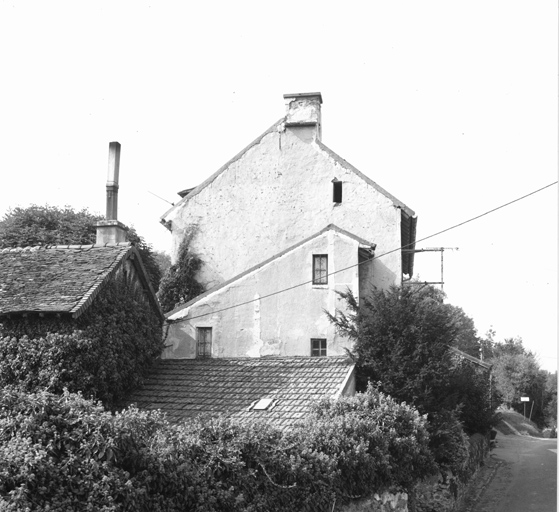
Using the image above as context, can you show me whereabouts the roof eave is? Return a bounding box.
[315,139,416,217]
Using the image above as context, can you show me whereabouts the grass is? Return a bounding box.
[494,407,543,437]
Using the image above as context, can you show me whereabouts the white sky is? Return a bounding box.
[0,1,557,371]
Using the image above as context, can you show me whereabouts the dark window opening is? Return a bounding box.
[313,255,328,285]
[333,180,342,203]
[311,338,327,357]
[197,327,212,358]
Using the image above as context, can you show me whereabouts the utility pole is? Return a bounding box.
[403,247,459,290]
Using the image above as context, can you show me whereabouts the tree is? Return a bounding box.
[479,328,497,361]
[490,338,550,425]
[544,371,557,428]
[153,250,171,276]
[0,204,163,291]
[0,205,100,247]
[330,285,460,414]
[328,284,494,472]
[157,234,204,313]
[447,304,482,358]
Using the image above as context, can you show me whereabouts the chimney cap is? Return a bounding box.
[283,92,322,104]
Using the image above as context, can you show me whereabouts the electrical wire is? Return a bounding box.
[169,181,558,323]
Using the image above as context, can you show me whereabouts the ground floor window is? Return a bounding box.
[311,338,327,357]
[197,327,212,358]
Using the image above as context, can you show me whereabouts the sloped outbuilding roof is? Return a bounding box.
[125,356,355,429]
[0,243,163,320]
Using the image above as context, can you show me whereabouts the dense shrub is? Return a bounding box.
[0,385,434,512]
[0,275,163,407]
[447,360,494,435]
[328,285,495,476]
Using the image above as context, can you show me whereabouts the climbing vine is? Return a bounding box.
[158,227,204,313]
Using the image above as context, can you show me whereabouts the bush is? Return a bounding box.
[0,388,135,511]
[0,385,434,511]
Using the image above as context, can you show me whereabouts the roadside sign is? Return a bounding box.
[521,397,530,402]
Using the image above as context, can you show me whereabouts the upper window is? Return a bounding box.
[313,255,328,285]
[197,327,212,358]
[311,338,327,357]
[332,179,342,203]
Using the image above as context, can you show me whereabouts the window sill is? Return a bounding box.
[312,284,329,289]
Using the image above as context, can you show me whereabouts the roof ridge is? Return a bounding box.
[0,241,132,253]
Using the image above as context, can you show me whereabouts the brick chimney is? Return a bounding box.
[283,92,322,142]
[96,142,129,245]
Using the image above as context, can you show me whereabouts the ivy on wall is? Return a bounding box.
[158,228,204,313]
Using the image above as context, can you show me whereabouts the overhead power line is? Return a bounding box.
[169,181,558,323]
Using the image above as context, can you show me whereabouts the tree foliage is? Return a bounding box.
[0,274,163,407]
[447,304,482,358]
[0,205,100,248]
[0,204,164,291]
[158,232,204,313]
[328,284,494,472]
[489,337,550,426]
[330,286,461,414]
[0,385,434,511]
[544,371,557,428]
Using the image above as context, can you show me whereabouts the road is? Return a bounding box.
[473,433,557,512]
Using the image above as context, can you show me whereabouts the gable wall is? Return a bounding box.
[163,230,361,359]
[167,128,402,291]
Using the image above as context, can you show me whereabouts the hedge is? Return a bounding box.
[0,384,435,511]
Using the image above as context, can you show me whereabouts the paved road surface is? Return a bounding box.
[474,434,557,512]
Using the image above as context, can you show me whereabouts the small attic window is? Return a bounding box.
[252,398,274,410]
[332,179,342,203]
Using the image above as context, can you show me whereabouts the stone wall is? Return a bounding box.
[339,491,408,512]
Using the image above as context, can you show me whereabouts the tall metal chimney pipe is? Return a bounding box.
[106,141,121,220]
[96,141,128,245]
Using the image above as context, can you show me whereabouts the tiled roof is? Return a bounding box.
[0,243,135,318]
[126,356,355,429]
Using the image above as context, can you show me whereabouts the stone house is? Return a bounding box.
[127,93,418,427]
[160,92,417,361]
